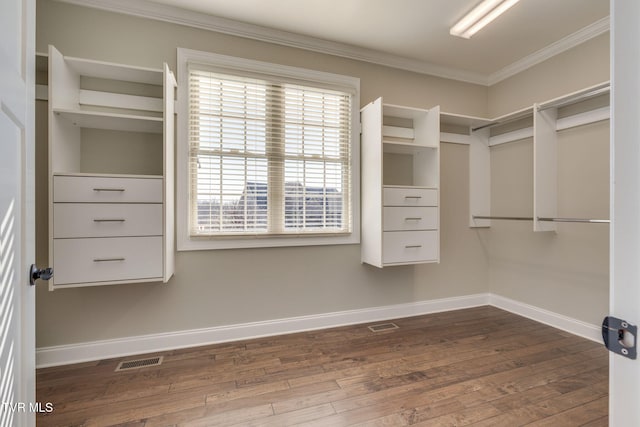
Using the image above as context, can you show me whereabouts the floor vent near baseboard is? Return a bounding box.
[368,322,399,332]
[115,356,163,372]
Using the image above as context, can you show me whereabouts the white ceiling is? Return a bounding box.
[67,0,610,85]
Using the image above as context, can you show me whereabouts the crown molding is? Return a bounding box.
[54,0,608,87]
[55,0,489,85]
[488,17,610,85]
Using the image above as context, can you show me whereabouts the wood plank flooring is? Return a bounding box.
[36,307,608,426]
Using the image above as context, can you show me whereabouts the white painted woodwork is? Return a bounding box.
[383,187,438,206]
[610,2,640,425]
[360,98,383,267]
[0,0,35,423]
[163,63,176,282]
[47,46,175,289]
[361,97,440,267]
[440,132,470,145]
[448,83,609,230]
[383,207,438,231]
[382,230,439,264]
[489,127,534,146]
[54,204,163,238]
[469,128,491,227]
[79,89,164,113]
[382,125,414,139]
[53,237,163,285]
[52,109,163,133]
[53,175,162,203]
[556,106,610,132]
[533,105,558,232]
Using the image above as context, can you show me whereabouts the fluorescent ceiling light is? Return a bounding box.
[450,0,521,39]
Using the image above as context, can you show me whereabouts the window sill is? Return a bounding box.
[177,232,360,251]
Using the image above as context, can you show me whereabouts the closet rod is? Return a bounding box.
[472,216,610,224]
[471,109,532,132]
[538,217,610,224]
[473,215,533,221]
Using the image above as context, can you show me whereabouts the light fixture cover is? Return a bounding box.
[450,0,521,39]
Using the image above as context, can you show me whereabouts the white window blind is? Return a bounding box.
[188,66,353,238]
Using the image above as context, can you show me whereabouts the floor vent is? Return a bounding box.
[115,356,163,372]
[368,322,399,332]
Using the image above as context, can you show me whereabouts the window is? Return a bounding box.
[177,49,360,250]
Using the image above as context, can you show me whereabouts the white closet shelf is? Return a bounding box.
[383,125,415,139]
[65,56,163,85]
[383,140,437,154]
[383,184,437,189]
[440,112,493,129]
[53,108,163,133]
[52,171,163,179]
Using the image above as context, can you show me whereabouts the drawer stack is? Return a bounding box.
[52,175,164,286]
[382,187,439,265]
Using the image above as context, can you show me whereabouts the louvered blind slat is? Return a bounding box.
[188,67,352,237]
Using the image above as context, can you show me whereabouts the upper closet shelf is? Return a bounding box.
[537,81,610,111]
[53,108,163,133]
[64,56,163,85]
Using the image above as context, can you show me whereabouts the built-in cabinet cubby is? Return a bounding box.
[48,45,176,289]
[361,97,440,267]
[440,81,610,232]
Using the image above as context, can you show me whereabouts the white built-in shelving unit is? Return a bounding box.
[47,45,176,289]
[361,97,440,267]
[440,81,610,231]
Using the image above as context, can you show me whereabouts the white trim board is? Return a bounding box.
[36,293,602,368]
[489,294,602,342]
[54,0,609,87]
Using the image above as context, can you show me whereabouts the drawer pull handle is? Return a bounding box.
[405,245,422,249]
[93,257,126,262]
[93,219,126,223]
[404,196,422,199]
[93,188,125,192]
[404,217,422,221]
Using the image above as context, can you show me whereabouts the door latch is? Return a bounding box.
[30,264,53,286]
[602,316,637,359]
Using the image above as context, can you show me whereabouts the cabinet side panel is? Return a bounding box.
[360,99,383,267]
[533,106,558,232]
[163,64,176,281]
[469,128,491,227]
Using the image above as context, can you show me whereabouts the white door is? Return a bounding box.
[0,0,36,425]
[610,1,640,426]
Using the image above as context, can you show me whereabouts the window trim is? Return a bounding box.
[176,48,360,251]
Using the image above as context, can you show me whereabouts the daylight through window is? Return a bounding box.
[188,66,353,237]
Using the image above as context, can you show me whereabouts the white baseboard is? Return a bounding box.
[36,293,602,368]
[36,293,490,368]
[489,294,602,343]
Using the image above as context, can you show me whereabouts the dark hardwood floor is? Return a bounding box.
[36,306,608,426]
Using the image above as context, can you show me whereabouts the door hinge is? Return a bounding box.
[602,316,637,359]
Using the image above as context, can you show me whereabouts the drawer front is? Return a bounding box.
[383,230,438,264]
[54,175,162,203]
[383,187,437,206]
[54,203,162,238]
[383,207,438,231]
[53,236,163,285]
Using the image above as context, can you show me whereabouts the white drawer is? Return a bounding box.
[54,203,162,238]
[383,207,438,231]
[53,236,163,285]
[383,230,438,264]
[54,175,162,203]
[383,187,437,207]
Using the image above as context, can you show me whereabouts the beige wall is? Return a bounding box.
[485,35,610,326]
[35,0,610,349]
[488,33,610,117]
[35,0,489,347]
